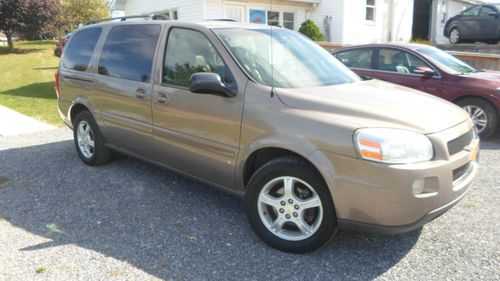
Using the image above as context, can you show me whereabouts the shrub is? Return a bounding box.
[54,36,68,57]
[299,20,324,42]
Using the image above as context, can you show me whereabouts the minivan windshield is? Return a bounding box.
[214,28,360,88]
[417,46,476,75]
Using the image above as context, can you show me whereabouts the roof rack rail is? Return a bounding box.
[205,19,237,22]
[84,14,169,26]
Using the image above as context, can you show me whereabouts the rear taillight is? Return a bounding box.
[54,70,60,98]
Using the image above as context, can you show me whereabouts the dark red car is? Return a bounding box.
[332,44,500,137]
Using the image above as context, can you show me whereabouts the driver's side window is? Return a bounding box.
[377,48,434,76]
[163,28,227,87]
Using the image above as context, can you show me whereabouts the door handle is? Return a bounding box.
[135,88,146,99]
[156,92,169,104]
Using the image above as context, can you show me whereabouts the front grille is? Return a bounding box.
[453,162,471,182]
[447,130,473,156]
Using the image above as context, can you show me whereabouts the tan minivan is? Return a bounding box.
[56,17,480,253]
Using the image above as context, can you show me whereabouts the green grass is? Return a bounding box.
[0,40,61,125]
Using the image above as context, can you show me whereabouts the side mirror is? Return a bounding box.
[488,12,499,18]
[188,73,236,97]
[414,66,435,77]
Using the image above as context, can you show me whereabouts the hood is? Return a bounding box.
[276,79,470,134]
[465,71,500,86]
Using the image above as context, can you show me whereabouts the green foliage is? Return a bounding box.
[0,0,62,49]
[0,40,62,125]
[298,19,325,42]
[60,0,110,31]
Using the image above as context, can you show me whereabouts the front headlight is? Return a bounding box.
[354,128,434,164]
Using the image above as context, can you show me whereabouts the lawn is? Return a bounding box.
[0,40,61,125]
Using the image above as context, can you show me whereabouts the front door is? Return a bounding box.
[479,6,499,40]
[151,27,244,188]
[93,24,161,156]
[460,6,481,39]
[370,48,442,96]
[224,3,247,22]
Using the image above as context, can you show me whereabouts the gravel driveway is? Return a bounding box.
[0,128,499,281]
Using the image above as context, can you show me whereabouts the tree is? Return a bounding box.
[299,19,325,42]
[24,0,63,40]
[0,0,30,50]
[60,0,110,31]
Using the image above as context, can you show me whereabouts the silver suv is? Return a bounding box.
[56,17,479,253]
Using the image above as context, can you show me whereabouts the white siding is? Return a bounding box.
[204,0,309,31]
[123,0,204,20]
[311,0,344,43]
[388,0,413,42]
[340,0,413,44]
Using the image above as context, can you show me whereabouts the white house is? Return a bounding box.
[110,0,483,44]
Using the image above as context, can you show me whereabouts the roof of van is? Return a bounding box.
[81,19,275,30]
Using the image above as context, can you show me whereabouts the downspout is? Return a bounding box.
[388,0,394,42]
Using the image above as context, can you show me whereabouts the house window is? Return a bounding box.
[283,12,294,30]
[366,0,376,22]
[267,11,280,26]
[266,11,295,30]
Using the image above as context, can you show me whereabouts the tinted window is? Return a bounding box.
[98,25,161,82]
[462,6,480,16]
[163,28,227,87]
[63,28,102,71]
[479,6,495,16]
[378,48,433,75]
[335,48,374,69]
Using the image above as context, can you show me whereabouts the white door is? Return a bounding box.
[224,3,247,22]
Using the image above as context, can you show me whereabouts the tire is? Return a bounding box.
[457,98,498,138]
[449,27,461,44]
[73,110,112,165]
[244,156,337,253]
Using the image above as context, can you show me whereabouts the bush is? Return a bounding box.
[299,20,324,42]
[54,36,68,57]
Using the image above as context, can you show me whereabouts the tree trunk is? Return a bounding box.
[6,33,14,51]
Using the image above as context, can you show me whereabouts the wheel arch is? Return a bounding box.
[453,94,500,117]
[242,147,313,188]
[68,97,98,126]
[70,103,91,125]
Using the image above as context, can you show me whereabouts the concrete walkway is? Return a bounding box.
[0,105,55,137]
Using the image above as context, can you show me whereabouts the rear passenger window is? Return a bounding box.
[63,28,102,71]
[163,28,227,87]
[98,25,161,82]
[335,49,373,70]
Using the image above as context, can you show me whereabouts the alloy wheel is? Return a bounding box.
[77,121,95,158]
[257,176,323,241]
[450,29,460,44]
[463,105,488,134]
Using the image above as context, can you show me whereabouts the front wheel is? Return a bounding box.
[449,28,461,44]
[245,156,337,253]
[458,98,498,138]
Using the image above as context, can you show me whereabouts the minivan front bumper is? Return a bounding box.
[311,120,479,234]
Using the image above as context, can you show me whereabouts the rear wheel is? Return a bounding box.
[73,111,111,165]
[449,28,461,44]
[457,98,498,138]
[245,156,337,253]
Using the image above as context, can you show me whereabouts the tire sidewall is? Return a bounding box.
[73,111,103,165]
[458,98,498,138]
[245,158,337,253]
[450,28,460,44]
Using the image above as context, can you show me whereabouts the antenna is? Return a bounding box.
[270,0,275,97]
